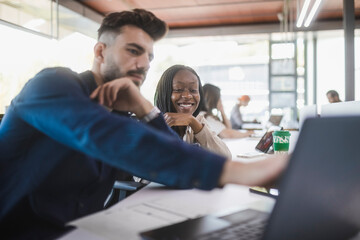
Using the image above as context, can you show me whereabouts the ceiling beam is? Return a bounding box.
[166,19,360,38]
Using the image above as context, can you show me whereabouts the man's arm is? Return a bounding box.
[15,69,225,190]
[219,154,288,187]
[145,114,180,139]
[91,78,179,138]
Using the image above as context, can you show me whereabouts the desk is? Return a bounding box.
[241,123,263,130]
[224,130,299,162]
[61,133,299,240]
[64,184,274,240]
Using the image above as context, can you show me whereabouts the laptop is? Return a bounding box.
[268,114,283,126]
[321,101,360,117]
[140,116,360,240]
[242,115,283,131]
[299,104,318,130]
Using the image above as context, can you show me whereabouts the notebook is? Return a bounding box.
[140,116,360,240]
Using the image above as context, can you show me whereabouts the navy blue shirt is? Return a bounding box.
[0,68,226,236]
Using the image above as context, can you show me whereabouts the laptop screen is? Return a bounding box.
[268,115,283,126]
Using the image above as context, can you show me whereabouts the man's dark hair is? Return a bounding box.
[98,8,168,41]
[326,90,339,98]
[154,65,204,136]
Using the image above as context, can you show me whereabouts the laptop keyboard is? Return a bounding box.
[196,218,267,240]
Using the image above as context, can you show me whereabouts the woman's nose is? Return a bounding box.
[181,89,192,98]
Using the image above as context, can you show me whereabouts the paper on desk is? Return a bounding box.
[69,184,263,240]
[58,228,106,240]
[70,204,187,240]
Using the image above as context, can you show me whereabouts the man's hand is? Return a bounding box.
[90,78,153,118]
[219,154,288,187]
[164,113,203,133]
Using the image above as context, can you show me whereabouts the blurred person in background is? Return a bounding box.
[326,90,342,103]
[230,95,260,129]
[201,84,253,139]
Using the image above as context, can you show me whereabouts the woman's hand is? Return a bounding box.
[217,98,225,113]
[164,112,203,133]
[244,130,254,137]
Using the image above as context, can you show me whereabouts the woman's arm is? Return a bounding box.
[193,116,232,158]
[217,99,232,129]
[218,128,254,139]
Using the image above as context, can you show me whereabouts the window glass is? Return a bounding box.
[271,59,295,75]
[271,42,295,59]
[0,0,53,36]
[145,36,270,122]
[316,30,344,106]
[0,7,97,113]
[297,77,305,109]
[271,93,296,108]
[271,76,295,91]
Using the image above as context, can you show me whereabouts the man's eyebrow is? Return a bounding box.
[127,43,144,51]
[127,43,154,60]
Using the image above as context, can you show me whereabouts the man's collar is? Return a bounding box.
[79,70,98,95]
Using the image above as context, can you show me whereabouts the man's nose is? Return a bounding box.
[136,54,150,71]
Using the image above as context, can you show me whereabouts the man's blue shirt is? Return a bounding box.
[0,68,226,229]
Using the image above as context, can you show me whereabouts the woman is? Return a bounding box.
[154,65,231,158]
[201,83,253,139]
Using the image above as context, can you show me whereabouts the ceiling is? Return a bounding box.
[75,0,360,29]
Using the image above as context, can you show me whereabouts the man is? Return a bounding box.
[0,9,286,238]
[230,95,257,129]
[326,90,342,103]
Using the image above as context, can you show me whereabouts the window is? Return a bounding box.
[0,1,98,113]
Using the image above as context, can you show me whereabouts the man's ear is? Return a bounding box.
[94,42,106,63]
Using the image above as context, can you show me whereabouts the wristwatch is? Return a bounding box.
[141,107,161,123]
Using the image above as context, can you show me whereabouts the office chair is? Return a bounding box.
[104,180,147,208]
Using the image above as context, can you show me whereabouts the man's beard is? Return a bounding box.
[102,61,147,87]
[103,62,124,83]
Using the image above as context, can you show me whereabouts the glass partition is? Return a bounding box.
[0,1,99,114]
[0,0,55,37]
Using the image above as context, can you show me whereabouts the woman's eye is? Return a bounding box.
[190,90,199,93]
[173,89,183,92]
